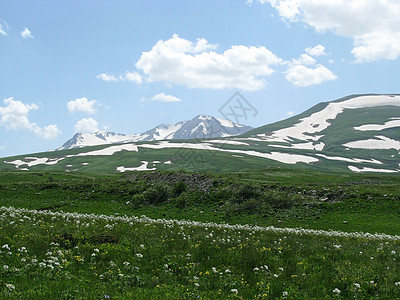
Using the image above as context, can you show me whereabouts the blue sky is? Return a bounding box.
[1,0,400,157]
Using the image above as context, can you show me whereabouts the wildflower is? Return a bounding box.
[3,265,9,270]
[123,261,130,266]
[93,248,99,253]
[354,283,361,289]
[231,289,238,293]
[109,261,116,267]
[395,282,400,286]
[225,269,231,273]
[283,291,288,297]
[136,253,143,258]
[5,283,15,291]
[194,283,200,287]
[140,244,145,249]
[333,288,341,294]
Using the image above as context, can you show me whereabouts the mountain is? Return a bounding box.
[3,94,400,174]
[58,115,253,150]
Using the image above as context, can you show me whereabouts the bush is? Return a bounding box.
[231,184,261,204]
[144,183,170,205]
[172,181,187,197]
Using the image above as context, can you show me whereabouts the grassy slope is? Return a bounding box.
[1,169,400,235]
[1,169,400,298]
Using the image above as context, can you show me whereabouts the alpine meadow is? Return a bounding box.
[2,1,400,299]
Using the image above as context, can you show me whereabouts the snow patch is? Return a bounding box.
[354,120,400,131]
[74,144,138,156]
[117,161,157,172]
[348,166,398,173]
[316,154,383,164]
[343,135,400,150]
[207,140,250,146]
[255,95,400,143]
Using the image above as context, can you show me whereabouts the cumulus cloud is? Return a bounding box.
[135,34,283,91]
[122,71,142,84]
[151,92,181,103]
[256,0,400,62]
[21,27,33,39]
[67,97,97,114]
[74,117,99,133]
[284,45,337,87]
[0,97,61,139]
[306,44,326,57]
[285,64,337,87]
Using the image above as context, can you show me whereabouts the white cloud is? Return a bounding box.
[121,71,142,84]
[96,71,142,84]
[291,53,316,66]
[67,97,97,114]
[305,45,326,57]
[285,64,337,87]
[257,0,400,62]
[135,34,283,91]
[0,97,61,139]
[286,111,294,116]
[21,27,33,39]
[284,46,337,87]
[0,20,9,36]
[96,73,118,82]
[151,92,181,103]
[74,117,99,133]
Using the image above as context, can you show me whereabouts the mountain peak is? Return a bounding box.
[58,115,253,150]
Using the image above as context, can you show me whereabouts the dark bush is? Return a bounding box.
[144,183,170,204]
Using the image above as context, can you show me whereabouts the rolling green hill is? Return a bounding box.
[2,94,400,174]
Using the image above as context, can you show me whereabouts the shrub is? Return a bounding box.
[144,183,171,205]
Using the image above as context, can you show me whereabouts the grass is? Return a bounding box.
[1,169,400,298]
[1,206,400,299]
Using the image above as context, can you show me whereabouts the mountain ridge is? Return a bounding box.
[58,115,253,150]
[3,94,400,174]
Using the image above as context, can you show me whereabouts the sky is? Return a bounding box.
[1,0,400,158]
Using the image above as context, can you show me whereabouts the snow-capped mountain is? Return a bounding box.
[5,94,400,174]
[58,115,253,150]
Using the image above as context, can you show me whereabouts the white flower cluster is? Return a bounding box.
[1,205,400,241]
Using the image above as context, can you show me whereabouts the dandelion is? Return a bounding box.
[333,288,341,294]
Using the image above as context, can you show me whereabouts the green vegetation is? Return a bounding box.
[2,206,400,299]
[1,169,400,298]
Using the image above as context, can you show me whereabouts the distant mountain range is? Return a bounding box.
[58,115,253,150]
[3,94,400,174]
